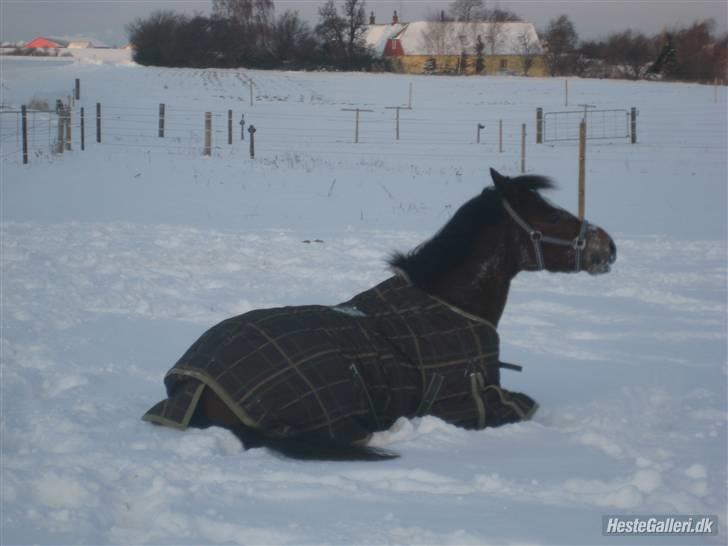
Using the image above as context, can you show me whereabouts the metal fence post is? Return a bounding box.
[248,125,256,158]
[96,102,101,143]
[630,107,637,144]
[158,104,165,138]
[57,108,65,153]
[21,105,28,164]
[80,107,85,151]
[204,112,212,156]
[536,107,543,144]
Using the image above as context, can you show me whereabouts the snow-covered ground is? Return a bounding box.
[1,56,726,545]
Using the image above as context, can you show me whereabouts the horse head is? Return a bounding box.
[490,168,616,275]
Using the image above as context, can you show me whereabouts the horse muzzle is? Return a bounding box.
[584,230,616,275]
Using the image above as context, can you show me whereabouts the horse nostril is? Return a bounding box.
[609,240,617,264]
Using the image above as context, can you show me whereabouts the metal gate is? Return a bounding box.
[543,109,631,142]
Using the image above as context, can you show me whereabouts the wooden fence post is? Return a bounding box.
[240,113,245,141]
[75,78,80,100]
[714,78,718,103]
[249,83,254,107]
[228,109,233,145]
[96,102,101,143]
[204,112,212,156]
[476,123,484,144]
[57,107,65,153]
[520,123,526,173]
[65,104,72,151]
[578,119,586,220]
[564,79,569,107]
[248,125,256,158]
[630,107,637,144]
[158,104,165,138]
[536,107,543,143]
[80,107,85,151]
[499,120,503,153]
[21,105,28,164]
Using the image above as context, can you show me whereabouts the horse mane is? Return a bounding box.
[388,175,554,289]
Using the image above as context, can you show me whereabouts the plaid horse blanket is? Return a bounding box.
[143,275,537,443]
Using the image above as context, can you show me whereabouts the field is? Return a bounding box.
[1,56,726,545]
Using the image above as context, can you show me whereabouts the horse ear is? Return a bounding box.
[489,168,509,194]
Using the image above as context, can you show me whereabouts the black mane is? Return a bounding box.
[389,175,554,289]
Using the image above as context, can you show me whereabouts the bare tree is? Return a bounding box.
[343,0,367,59]
[272,10,313,62]
[543,14,578,76]
[485,8,521,22]
[448,0,484,22]
[212,0,273,26]
[474,33,485,73]
[316,0,368,61]
[316,0,346,58]
[516,29,540,75]
[604,30,655,80]
[422,22,453,57]
[483,21,504,55]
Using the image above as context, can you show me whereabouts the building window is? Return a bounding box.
[500,59,508,70]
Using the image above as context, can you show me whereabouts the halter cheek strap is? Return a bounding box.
[502,199,589,272]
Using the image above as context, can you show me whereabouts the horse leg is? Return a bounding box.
[188,388,268,449]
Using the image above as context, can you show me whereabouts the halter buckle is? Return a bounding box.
[573,237,587,250]
[530,231,543,243]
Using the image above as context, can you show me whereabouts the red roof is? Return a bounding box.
[25,37,67,49]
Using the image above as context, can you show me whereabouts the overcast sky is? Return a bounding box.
[1,0,726,46]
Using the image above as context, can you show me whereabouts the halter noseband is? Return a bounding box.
[502,199,589,272]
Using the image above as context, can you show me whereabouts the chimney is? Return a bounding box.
[369,11,375,25]
[392,10,399,25]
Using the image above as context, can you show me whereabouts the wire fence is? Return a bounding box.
[14,92,715,169]
[0,109,57,161]
[1,100,549,165]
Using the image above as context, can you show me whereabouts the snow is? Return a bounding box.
[1,55,726,545]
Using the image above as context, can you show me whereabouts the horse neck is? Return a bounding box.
[430,226,519,327]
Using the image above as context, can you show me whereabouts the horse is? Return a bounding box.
[143,168,616,461]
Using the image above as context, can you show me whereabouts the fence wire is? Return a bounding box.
[2,99,665,166]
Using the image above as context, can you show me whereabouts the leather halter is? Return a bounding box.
[502,199,589,272]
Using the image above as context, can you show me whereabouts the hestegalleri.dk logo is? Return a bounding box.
[602,515,718,536]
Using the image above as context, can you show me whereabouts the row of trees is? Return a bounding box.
[543,14,726,82]
[127,0,374,70]
[127,0,726,83]
[446,0,726,82]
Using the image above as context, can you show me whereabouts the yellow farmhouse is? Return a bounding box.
[364,18,546,76]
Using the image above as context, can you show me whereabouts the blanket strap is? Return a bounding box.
[499,361,523,372]
[349,364,381,429]
[416,374,444,416]
[469,372,487,429]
